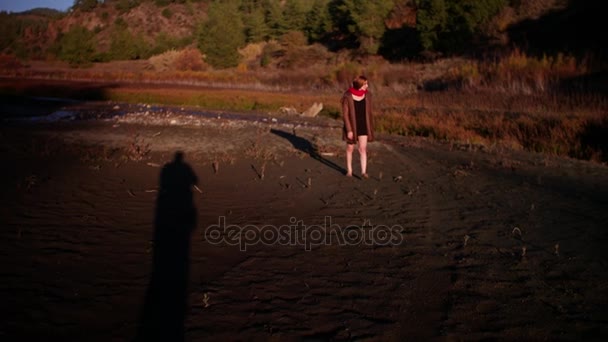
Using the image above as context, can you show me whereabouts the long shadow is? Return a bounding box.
[0,79,120,119]
[578,117,608,163]
[135,151,198,342]
[270,128,346,175]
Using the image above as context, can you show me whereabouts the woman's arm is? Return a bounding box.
[342,95,352,134]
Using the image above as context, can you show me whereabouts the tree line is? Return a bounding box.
[198,0,508,68]
[2,0,528,67]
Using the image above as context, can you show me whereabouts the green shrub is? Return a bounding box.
[114,17,127,28]
[56,26,97,67]
[109,27,149,60]
[151,32,193,55]
[115,0,140,13]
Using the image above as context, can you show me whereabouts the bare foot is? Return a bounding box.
[362,173,369,179]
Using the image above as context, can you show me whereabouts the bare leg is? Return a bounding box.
[346,143,354,176]
[358,135,368,177]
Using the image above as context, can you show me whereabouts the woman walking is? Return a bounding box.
[342,75,374,178]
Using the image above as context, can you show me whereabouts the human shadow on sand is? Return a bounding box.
[135,151,198,342]
[270,128,346,175]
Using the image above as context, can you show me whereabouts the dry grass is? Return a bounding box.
[1,50,606,163]
[0,54,24,69]
[149,48,207,72]
[445,49,587,94]
[369,50,607,163]
[375,99,607,162]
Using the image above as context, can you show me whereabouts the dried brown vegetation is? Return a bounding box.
[1,48,606,164]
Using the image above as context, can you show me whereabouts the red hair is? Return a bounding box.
[352,75,368,90]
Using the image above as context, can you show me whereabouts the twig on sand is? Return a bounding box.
[296,177,308,188]
[146,162,160,168]
[127,189,136,197]
[194,185,203,194]
[512,227,522,239]
[251,164,263,179]
[464,234,470,247]
[203,293,210,308]
[355,187,373,200]
[261,161,267,180]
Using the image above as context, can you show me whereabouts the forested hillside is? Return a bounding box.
[1,0,602,69]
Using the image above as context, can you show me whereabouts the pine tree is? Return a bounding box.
[57,26,97,66]
[198,0,245,69]
[305,0,332,42]
[110,26,149,60]
[283,0,309,32]
[415,0,506,53]
[263,0,286,39]
[415,0,448,51]
[244,8,269,42]
[344,0,395,54]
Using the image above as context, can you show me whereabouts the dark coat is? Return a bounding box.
[341,90,374,144]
